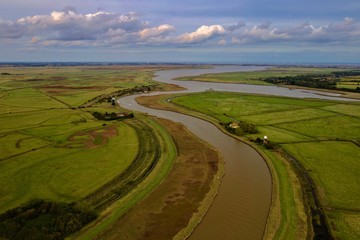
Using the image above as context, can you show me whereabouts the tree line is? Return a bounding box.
[91,111,134,121]
[0,200,97,240]
[263,70,360,92]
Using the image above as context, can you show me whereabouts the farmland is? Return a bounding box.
[141,91,360,239]
[0,65,225,239]
[0,66,175,238]
[0,66,159,212]
[2,64,360,239]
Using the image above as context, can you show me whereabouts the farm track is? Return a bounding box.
[33,87,71,107]
[0,143,54,161]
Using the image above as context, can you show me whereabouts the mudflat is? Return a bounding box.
[95,117,223,240]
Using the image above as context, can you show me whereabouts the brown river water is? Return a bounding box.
[118,66,354,240]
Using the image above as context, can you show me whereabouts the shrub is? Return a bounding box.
[0,200,97,240]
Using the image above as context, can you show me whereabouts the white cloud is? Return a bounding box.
[218,39,227,45]
[176,25,226,44]
[138,24,174,39]
[0,9,359,48]
[1,10,147,43]
[232,36,247,45]
[230,18,360,44]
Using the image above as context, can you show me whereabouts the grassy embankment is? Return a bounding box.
[137,91,360,239]
[0,66,179,238]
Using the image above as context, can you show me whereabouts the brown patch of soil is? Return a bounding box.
[65,125,118,149]
[155,83,186,91]
[95,118,221,240]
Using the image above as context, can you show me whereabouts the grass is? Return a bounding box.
[170,91,360,239]
[261,149,309,240]
[331,211,360,239]
[283,141,360,239]
[0,66,155,107]
[0,65,185,238]
[282,141,360,209]
[0,122,138,213]
[172,92,332,120]
[276,115,360,140]
[337,76,360,90]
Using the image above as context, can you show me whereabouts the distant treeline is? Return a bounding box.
[263,70,360,92]
[92,111,134,121]
[332,70,360,78]
[0,200,96,240]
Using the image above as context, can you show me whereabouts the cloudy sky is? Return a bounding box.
[0,0,359,63]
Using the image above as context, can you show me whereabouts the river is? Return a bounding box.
[118,65,353,240]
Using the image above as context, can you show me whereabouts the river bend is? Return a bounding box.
[118,65,353,240]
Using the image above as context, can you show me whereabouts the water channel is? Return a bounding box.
[118,65,354,240]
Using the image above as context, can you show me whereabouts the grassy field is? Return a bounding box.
[169,91,360,239]
[0,66,158,212]
[337,75,360,90]
[0,65,185,239]
[0,121,138,211]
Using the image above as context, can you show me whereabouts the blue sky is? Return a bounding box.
[0,0,359,63]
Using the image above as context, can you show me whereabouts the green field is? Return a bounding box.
[337,76,360,90]
[0,67,149,212]
[0,66,179,239]
[175,67,349,84]
[171,92,360,239]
